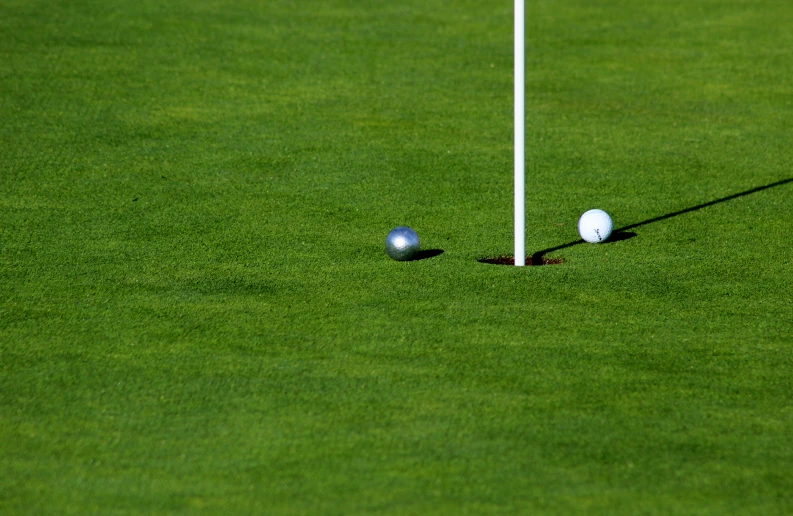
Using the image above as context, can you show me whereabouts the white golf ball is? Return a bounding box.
[578,209,613,243]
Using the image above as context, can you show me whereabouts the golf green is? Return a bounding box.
[1,0,792,513]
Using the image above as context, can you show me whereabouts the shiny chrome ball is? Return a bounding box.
[384,226,420,261]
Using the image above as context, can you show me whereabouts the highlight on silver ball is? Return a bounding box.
[384,226,420,261]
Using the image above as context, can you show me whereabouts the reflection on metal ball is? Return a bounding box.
[384,226,420,261]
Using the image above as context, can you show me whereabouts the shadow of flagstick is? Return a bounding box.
[530,177,793,265]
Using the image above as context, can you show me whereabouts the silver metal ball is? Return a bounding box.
[384,226,420,261]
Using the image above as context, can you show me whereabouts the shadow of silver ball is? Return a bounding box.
[385,226,420,261]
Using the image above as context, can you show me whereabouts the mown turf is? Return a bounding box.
[1,0,792,513]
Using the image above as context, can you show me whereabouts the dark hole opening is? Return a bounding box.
[478,255,564,266]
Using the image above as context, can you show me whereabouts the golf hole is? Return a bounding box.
[478,255,564,266]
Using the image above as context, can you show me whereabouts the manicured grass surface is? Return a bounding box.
[2,0,792,513]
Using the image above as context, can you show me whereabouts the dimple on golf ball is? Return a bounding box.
[578,209,613,243]
[385,226,420,261]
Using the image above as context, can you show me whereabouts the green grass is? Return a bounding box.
[2,0,792,513]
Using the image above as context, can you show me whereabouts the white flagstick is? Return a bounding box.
[514,0,526,266]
